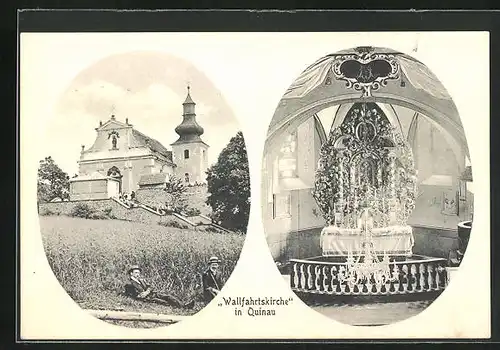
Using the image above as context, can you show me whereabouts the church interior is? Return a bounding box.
[262,46,473,298]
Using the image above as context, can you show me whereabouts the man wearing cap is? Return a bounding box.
[201,256,224,303]
[124,265,195,309]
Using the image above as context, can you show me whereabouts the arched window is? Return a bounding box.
[184,150,190,159]
[107,166,122,178]
[185,173,190,183]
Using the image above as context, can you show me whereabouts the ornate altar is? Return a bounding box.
[313,102,417,259]
[288,103,449,298]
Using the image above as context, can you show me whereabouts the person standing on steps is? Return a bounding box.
[202,256,224,303]
[124,265,195,309]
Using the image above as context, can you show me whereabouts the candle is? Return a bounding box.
[339,161,344,205]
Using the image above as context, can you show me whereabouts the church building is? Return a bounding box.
[69,87,209,201]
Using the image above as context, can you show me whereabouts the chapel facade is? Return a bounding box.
[69,87,209,200]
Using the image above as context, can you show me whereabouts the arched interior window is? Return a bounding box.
[184,150,190,159]
[184,173,190,183]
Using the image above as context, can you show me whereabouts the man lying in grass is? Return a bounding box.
[124,265,195,309]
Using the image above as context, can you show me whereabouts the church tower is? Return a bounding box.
[171,86,209,185]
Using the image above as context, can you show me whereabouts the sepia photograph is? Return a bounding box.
[20,28,489,340]
[262,45,475,326]
[32,46,250,328]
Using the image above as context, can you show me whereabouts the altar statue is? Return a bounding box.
[357,207,374,234]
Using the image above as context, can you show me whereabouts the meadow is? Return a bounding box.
[39,215,245,319]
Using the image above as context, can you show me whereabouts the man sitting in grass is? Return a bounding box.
[202,256,224,303]
[124,265,195,309]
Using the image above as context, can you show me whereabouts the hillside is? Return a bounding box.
[39,215,244,326]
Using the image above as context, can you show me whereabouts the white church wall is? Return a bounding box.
[172,142,208,184]
[107,179,119,198]
[70,179,108,201]
[85,120,133,154]
[79,156,168,195]
[262,116,325,261]
[295,118,325,231]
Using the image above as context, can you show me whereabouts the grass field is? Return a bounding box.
[39,215,245,325]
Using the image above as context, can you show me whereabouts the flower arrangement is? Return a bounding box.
[312,103,418,228]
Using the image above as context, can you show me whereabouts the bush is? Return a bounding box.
[89,212,109,220]
[70,203,111,220]
[70,203,95,219]
[39,207,55,216]
[159,220,189,230]
[203,225,222,233]
[183,207,201,217]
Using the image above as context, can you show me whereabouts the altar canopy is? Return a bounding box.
[265,46,469,161]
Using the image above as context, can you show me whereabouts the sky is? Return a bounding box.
[24,48,240,175]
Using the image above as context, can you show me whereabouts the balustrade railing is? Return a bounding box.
[290,257,448,296]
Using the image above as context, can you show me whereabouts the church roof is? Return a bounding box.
[131,129,174,163]
[70,171,117,182]
[138,172,169,186]
[183,89,195,105]
[173,86,207,145]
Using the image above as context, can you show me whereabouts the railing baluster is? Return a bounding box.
[299,264,306,290]
[435,265,441,290]
[307,265,313,290]
[410,263,417,293]
[330,266,337,294]
[322,266,329,293]
[292,263,298,289]
[314,266,321,292]
[427,264,434,292]
[365,281,372,295]
[419,263,426,292]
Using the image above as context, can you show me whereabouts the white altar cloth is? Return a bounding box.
[320,225,414,256]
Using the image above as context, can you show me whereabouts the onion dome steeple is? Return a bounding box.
[172,85,205,145]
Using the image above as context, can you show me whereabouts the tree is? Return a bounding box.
[37,156,70,203]
[206,131,250,232]
[164,175,188,213]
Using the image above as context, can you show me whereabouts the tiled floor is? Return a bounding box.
[311,300,432,326]
[282,274,434,326]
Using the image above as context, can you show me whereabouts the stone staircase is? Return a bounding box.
[110,197,232,233]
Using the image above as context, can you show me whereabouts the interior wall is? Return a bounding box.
[263,116,325,261]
